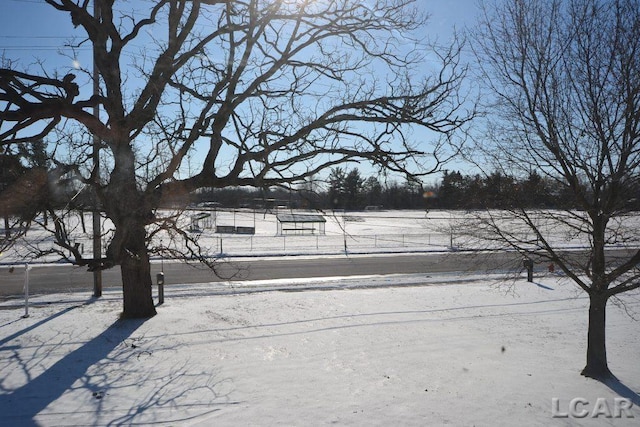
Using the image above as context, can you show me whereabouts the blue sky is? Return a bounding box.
[0,0,482,185]
[0,0,480,69]
[1,0,88,69]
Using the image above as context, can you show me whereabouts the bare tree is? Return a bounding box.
[0,139,64,251]
[471,0,640,380]
[0,150,32,244]
[0,0,472,318]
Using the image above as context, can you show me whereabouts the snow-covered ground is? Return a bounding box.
[0,273,639,426]
[0,209,639,425]
[4,208,631,264]
[1,209,459,264]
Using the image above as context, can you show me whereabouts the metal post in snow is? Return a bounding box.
[523,258,534,282]
[92,0,103,299]
[156,272,165,305]
[450,226,454,249]
[23,263,32,318]
[449,212,454,249]
[343,214,347,254]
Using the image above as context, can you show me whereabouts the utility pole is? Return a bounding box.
[92,0,102,297]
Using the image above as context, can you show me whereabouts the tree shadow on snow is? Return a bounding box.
[0,317,146,426]
[604,376,640,407]
[0,300,93,346]
[532,281,554,290]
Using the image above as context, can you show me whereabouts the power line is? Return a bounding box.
[0,45,86,48]
[0,35,78,39]
[0,47,91,51]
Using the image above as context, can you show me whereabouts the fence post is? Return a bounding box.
[523,258,534,282]
[157,272,165,305]
[23,263,32,318]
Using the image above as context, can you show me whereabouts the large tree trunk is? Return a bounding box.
[104,142,157,318]
[106,178,157,318]
[581,292,612,380]
[118,221,157,318]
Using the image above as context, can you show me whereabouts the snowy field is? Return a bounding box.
[0,273,639,426]
[1,209,458,264]
[4,208,636,264]
[0,209,639,425]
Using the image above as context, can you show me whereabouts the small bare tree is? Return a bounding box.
[0,0,472,318]
[471,0,640,380]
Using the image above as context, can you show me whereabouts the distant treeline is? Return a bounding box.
[194,167,640,211]
[5,152,638,213]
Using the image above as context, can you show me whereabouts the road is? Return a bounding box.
[0,251,527,298]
